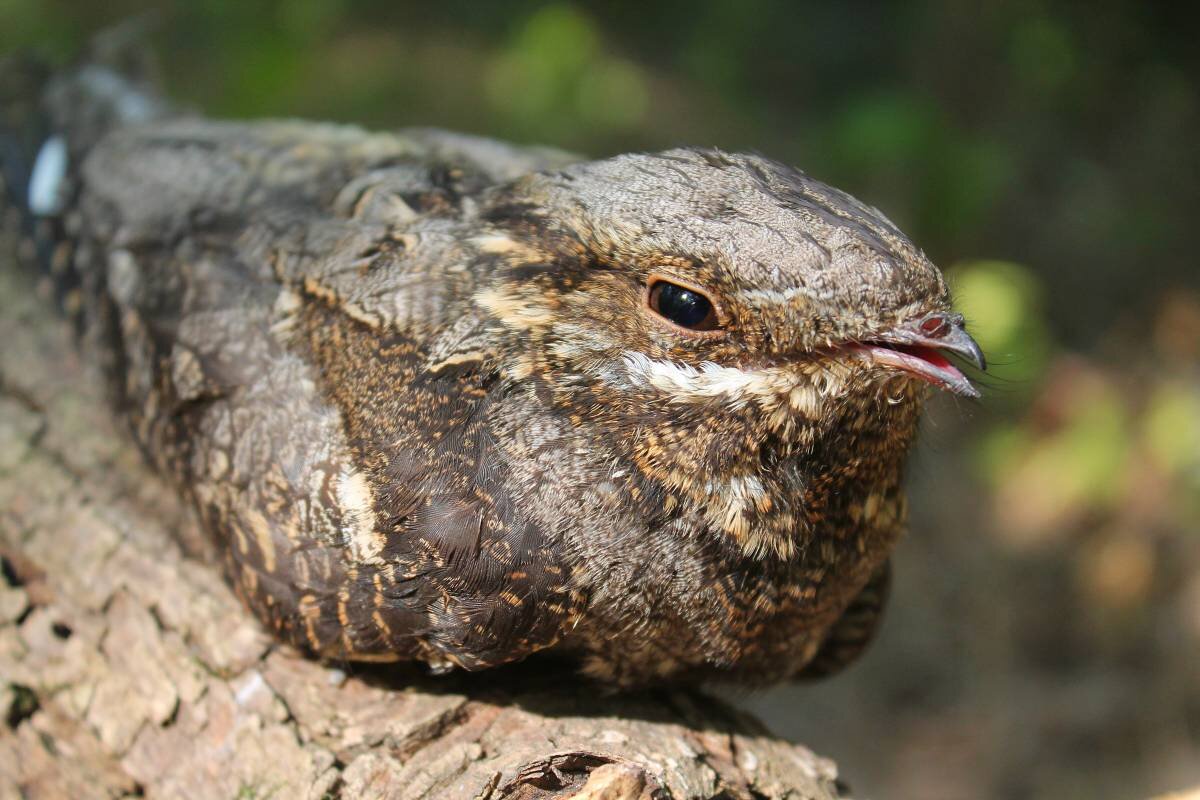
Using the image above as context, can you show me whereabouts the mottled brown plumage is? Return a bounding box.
[2,61,983,687]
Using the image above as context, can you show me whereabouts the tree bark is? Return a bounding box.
[0,260,845,800]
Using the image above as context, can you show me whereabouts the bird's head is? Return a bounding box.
[469,148,984,559]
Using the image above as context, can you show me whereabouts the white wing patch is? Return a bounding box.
[336,468,383,563]
[28,135,68,216]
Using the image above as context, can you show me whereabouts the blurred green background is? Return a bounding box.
[3,2,1197,798]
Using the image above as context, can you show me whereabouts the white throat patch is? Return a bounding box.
[610,351,831,419]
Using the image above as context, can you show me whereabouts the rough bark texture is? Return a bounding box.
[0,259,845,799]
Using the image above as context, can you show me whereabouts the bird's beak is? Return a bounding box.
[851,312,986,398]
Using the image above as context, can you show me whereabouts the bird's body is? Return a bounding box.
[1,62,982,687]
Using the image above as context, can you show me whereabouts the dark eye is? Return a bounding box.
[647,280,721,332]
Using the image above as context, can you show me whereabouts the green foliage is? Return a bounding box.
[1144,382,1200,475]
[949,259,1050,395]
[485,5,648,138]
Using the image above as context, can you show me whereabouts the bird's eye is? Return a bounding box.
[646,279,721,333]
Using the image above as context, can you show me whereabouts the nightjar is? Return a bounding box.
[1,58,984,687]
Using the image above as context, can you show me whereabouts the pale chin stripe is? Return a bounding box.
[616,351,803,406]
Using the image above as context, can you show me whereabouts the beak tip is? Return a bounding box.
[940,316,986,372]
[969,342,987,372]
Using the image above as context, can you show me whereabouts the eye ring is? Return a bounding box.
[643,274,725,337]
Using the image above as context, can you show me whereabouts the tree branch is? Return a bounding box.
[0,260,844,800]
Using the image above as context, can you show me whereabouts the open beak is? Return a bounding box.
[851,312,986,398]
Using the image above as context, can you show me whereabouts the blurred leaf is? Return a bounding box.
[975,424,1029,481]
[830,91,935,169]
[221,36,306,117]
[485,4,648,140]
[1008,16,1077,95]
[948,260,1052,398]
[485,4,601,137]
[824,92,1012,240]
[1153,291,1200,362]
[276,0,346,44]
[1143,381,1200,475]
[511,3,599,76]
[1076,531,1156,611]
[576,57,648,130]
[988,366,1130,546]
[926,137,1015,240]
[0,0,81,55]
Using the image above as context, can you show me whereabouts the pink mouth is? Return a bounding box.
[850,342,979,398]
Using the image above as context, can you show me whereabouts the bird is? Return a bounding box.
[1,55,984,688]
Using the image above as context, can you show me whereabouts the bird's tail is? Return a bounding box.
[1,21,169,307]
